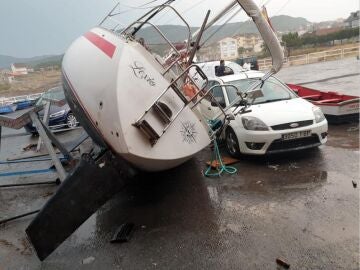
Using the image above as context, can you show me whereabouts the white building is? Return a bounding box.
[197,43,221,62]
[235,34,264,54]
[219,37,238,60]
[344,11,360,28]
[236,34,261,48]
[11,63,28,75]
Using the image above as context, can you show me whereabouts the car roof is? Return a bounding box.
[196,60,241,68]
[210,70,265,82]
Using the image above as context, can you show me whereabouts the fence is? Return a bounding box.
[258,46,360,70]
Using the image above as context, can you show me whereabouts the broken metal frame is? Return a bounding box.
[0,210,41,226]
[0,105,91,226]
[0,104,71,182]
[29,111,68,180]
[36,101,51,152]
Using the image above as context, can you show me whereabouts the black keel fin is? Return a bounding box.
[26,151,134,261]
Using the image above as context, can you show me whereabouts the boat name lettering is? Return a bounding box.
[130,61,156,87]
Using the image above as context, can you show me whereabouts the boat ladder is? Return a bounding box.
[133,65,208,145]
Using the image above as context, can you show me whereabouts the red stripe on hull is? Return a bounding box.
[84,31,116,58]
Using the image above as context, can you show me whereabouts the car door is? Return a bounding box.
[199,80,226,120]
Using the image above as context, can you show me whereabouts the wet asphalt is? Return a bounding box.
[0,58,359,270]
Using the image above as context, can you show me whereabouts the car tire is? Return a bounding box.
[66,113,77,128]
[225,128,241,158]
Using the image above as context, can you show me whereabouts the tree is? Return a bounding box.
[260,43,270,58]
[237,46,246,56]
[282,32,302,56]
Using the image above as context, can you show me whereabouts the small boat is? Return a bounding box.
[0,102,17,114]
[13,99,33,110]
[287,83,360,123]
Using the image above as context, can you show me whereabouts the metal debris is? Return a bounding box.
[110,223,135,243]
[22,143,37,152]
[289,163,299,169]
[82,256,95,264]
[352,180,357,188]
[347,126,359,132]
[276,257,290,269]
[268,165,280,171]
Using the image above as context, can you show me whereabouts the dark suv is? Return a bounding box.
[24,86,78,134]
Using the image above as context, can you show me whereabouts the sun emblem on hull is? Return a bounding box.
[180,121,197,144]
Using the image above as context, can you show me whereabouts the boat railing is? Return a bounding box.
[133,63,231,145]
[123,21,187,76]
[100,4,193,77]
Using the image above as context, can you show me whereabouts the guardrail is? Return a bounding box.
[258,46,360,70]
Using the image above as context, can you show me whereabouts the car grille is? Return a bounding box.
[267,135,320,153]
[271,120,313,131]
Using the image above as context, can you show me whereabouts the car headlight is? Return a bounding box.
[241,116,269,131]
[49,110,66,118]
[312,107,325,123]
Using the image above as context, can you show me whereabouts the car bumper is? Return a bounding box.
[233,120,328,155]
[48,114,68,126]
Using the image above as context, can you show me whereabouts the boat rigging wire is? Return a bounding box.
[273,0,292,16]
[200,5,242,47]
[152,0,210,25]
[109,0,170,17]
[119,0,165,9]
[221,0,274,44]
[131,0,176,36]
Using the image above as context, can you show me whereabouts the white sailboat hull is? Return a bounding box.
[62,27,210,171]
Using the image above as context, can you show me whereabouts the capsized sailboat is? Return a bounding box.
[26,0,284,261]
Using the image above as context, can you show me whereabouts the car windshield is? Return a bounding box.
[36,87,65,106]
[225,76,297,105]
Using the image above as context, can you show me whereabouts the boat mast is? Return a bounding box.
[192,0,283,74]
[191,0,238,39]
[209,0,285,119]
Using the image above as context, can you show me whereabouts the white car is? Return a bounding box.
[196,60,245,78]
[198,71,328,156]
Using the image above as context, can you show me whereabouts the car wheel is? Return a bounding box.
[225,128,241,158]
[66,113,77,128]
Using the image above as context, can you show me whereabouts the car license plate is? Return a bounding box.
[282,130,311,141]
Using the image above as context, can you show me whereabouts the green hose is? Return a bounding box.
[204,139,237,177]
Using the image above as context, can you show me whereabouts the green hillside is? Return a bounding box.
[0,54,63,69]
[137,15,310,45]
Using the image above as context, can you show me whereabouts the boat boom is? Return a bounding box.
[193,0,283,74]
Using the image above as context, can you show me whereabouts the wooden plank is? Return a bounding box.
[206,156,239,168]
[0,107,40,129]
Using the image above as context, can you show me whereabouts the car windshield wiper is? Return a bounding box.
[255,97,291,104]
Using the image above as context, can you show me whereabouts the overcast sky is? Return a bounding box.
[0,0,358,57]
